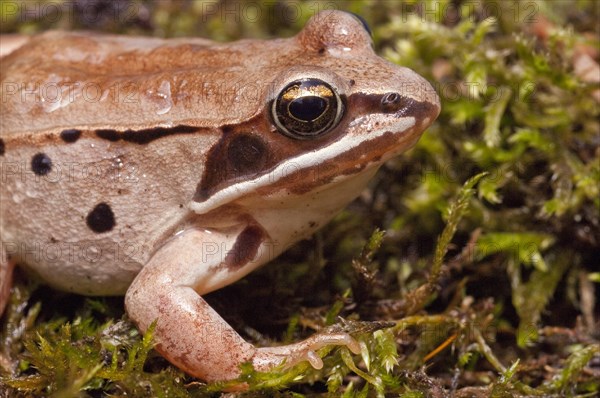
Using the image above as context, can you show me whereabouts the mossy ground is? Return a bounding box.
[1,1,598,397]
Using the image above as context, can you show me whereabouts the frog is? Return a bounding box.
[0,10,440,383]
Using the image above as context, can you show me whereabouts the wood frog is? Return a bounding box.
[0,10,440,383]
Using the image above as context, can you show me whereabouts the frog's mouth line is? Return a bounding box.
[188,116,417,215]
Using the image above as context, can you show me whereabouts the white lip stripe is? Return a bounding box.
[189,116,416,214]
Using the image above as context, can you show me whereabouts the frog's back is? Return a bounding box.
[0,30,288,135]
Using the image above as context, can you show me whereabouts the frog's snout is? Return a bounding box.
[383,66,441,126]
[377,89,440,132]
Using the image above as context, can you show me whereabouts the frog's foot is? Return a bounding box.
[0,243,14,317]
[252,332,361,372]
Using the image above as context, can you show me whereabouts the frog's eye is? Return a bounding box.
[272,78,344,139]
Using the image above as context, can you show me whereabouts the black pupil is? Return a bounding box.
[289,95,327,122]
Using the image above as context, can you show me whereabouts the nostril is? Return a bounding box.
[381,92,403,112]
[383,93,400,103]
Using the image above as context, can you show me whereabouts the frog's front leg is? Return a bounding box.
[125,224,359,382]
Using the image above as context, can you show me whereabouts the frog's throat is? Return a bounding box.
[188,116,416,215]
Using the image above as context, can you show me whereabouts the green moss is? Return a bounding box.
[1,301,193,397]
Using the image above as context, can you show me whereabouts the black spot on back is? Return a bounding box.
[86,202,116,233]
[0,138,5,156]
[96,129,120,141]
[31,153,52,175]
[60,129,82,143]
[95,125,199,144]
[123,125,198,144]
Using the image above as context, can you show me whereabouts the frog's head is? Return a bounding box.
[189,10,440,215]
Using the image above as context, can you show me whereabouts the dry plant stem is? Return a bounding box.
[473,327,506,373]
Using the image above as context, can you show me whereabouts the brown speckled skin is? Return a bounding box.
[0,10,440,384]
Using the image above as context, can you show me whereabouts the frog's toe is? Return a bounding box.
[253,331,360,373]
[303,331,361,356]
[305,349,323,369]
